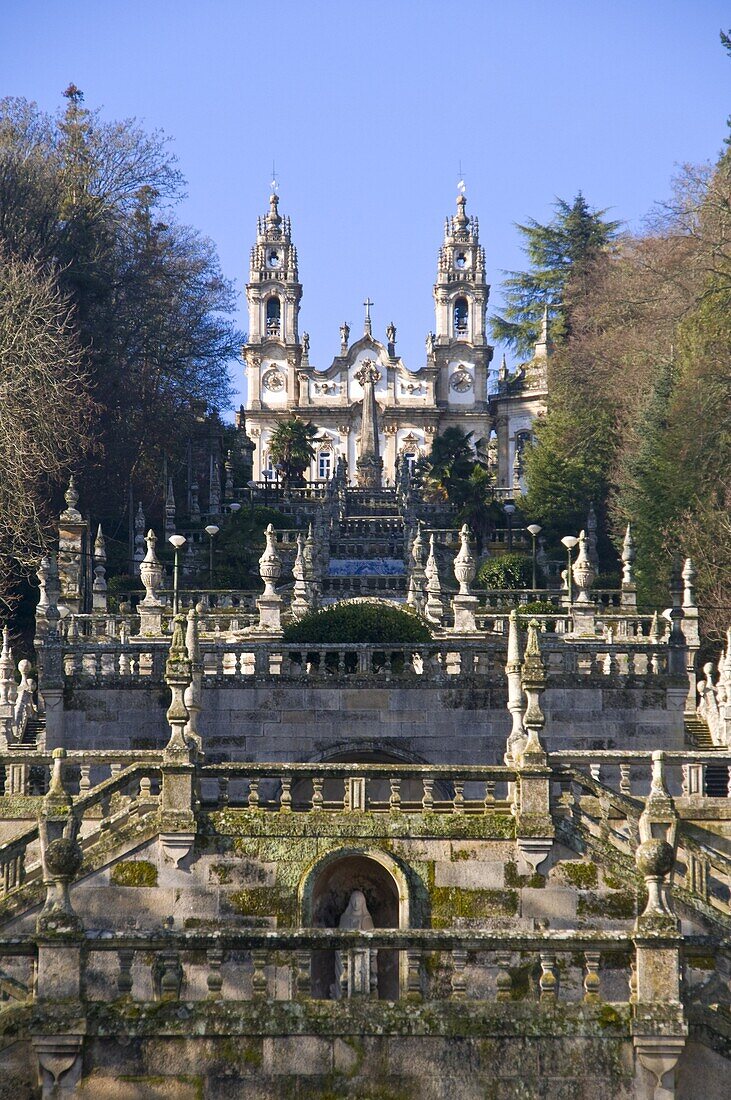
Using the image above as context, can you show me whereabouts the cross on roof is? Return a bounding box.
[363,297,373,336]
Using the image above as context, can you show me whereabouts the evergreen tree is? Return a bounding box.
[490,193,620,357]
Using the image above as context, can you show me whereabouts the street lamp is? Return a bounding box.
[527,524,542,590]
[204,524,219,586]
[503,501,516,552]
[168,534,186,614]
[229,502,242,514]
[560,535,579,605]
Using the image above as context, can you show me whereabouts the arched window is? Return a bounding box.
[318,451,332,480]
[266,296,281,336]
[453,297,468,336]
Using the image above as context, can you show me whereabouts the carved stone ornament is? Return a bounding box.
[262,368,285,392]
[449,368,473,393]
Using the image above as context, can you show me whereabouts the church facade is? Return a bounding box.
[241,192,548,489]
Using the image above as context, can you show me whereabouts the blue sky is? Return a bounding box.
[2,1,729,409]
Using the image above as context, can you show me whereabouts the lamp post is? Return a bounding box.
[168,534,187,614]
[560,535,579,605]
[527,524,542,590]
[204,524,219,586]
[503,501,516,552]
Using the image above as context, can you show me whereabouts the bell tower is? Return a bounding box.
[244,192,302,412]
[431,193,493,408]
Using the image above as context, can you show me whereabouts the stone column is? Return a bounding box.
[354,360,383,488]
[632,752,687,1099]
[515,621,554,872]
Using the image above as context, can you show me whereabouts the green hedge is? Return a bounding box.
[477,553,533,590]
[283,601,432,643]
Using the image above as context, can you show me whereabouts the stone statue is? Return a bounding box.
[340,321,350,350]
[302,331,310,358]
[426,331,435,357]
[333,889,375,999]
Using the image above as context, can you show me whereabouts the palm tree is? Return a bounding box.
[267,416,317,488]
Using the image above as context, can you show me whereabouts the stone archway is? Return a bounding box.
[299,847,409,1000]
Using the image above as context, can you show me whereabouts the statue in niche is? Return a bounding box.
[332,889,375,999]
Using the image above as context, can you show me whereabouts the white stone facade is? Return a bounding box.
[242,193,548,488]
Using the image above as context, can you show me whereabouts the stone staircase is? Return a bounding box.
[685,714,728,797]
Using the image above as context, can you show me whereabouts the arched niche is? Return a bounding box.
[299,847,410,1000]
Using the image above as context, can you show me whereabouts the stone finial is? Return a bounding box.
[291,532,310,618]
[190,479,200,520]
[584,503,598,566]
[259,524,282,598]
[184,606,203,747]
[0,627,14,707]
[649,610,661,643]
[424,534,444,624]
[60,475,82,522]
[140,530,163,605]
[164,615,192,755]
[498,353,508,383]
[407,524,427,612]
[453,524,476,596]
[133,501,146,573]
[682,557,696,609]
[571,530,595,605]
[224,451,234,500]
[621,524,635,586]
[635,751,679,930]
[209,456,222,515]
[520,620,547,760]
[38,748,83,936]
[92,524,107,611]
[164,478,176,538]
[505,610,526,762]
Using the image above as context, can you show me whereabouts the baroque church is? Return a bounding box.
[240,190,548,489]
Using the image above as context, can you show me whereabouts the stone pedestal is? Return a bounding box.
[138,600,164,636]
[256,594,283,634]
[452,594,478,634]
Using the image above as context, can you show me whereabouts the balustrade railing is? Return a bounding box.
[0,755,161,898]
[198,761,515,813]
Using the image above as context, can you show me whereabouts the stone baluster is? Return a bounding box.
[295,950,312,997]
[251,949,268,1000]
[207,948,224,999]
[405,948,422,1002]
[421,777,434,812]
[311,776,324,810]
[218,776,229,807]
[248,778,260,809]
[452,781,465,814]
[451,949,468,999]
[389,777,402,811]
[539,953,558,1002]
[117,948,135,998]
[451,525,478,633]
[619,763,632,795]
[583,952,601,1003]
[495,952,513,1001]
[424,535,444,624]
[280,775,292,812]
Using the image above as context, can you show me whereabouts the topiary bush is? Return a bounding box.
[283,601,432,643]
[477,553,533,590]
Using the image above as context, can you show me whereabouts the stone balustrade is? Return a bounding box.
[198,761,515,813]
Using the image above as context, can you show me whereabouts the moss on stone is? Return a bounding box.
[559,861,598,890]
[504,861,545,889]
[110,859,158,887]
[210,864,233,884]
[225,886,297,924]
[431,887,518,926]
[577,889,636,920]
[602,872,625,891]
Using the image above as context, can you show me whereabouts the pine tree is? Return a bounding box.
[490,193,620,357]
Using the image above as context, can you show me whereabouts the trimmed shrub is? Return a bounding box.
[477,553,533,590]
[283,601,432,643]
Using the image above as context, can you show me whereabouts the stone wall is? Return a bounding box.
[55,681,686,762]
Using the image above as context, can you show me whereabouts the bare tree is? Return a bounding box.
[0,246,92,610]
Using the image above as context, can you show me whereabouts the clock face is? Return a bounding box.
[267,249,281,268]
[449,367,473,393]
